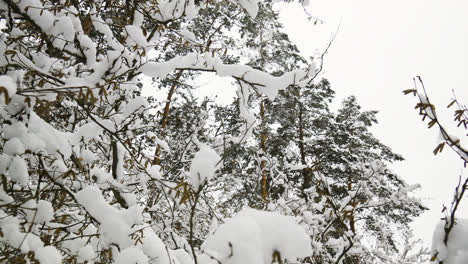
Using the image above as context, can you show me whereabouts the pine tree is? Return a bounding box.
[206,76,427,263]
[265,91,427,263]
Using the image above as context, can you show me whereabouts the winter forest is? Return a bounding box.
[0,0,467,263]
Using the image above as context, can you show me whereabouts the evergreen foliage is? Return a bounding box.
[0,0,426,263]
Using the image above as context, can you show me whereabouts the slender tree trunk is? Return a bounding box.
[152,71,183,165]
[298,105,311,194]
[348,174,356,233]
[260,98,268,201]
[258,31,268,201]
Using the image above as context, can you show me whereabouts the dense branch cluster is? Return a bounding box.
[0,1,426,263]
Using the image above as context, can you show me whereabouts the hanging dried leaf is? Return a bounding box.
[82,14,93,35]
[0,86,10,104]
[403,89,416,96]
[447,100,457,108]
[433,142,445,155]
[428,119,437,128]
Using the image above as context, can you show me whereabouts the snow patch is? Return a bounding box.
[202,208,312,264]
[8,156,29,186]
[432,219,468,263]
[188,144,220,189]
[35,246,63,264]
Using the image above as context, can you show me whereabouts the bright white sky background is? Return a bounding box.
[278,0,468,246]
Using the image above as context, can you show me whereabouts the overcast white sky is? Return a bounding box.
[279,0,468,245]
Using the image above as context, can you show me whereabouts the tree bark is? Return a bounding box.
[260,99,268,201]
[298,105,311,194]
[152,71,183,165]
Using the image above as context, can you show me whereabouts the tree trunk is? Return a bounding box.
[260,98,268,201]
[298,105,311,194]
[152,71,183,165]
